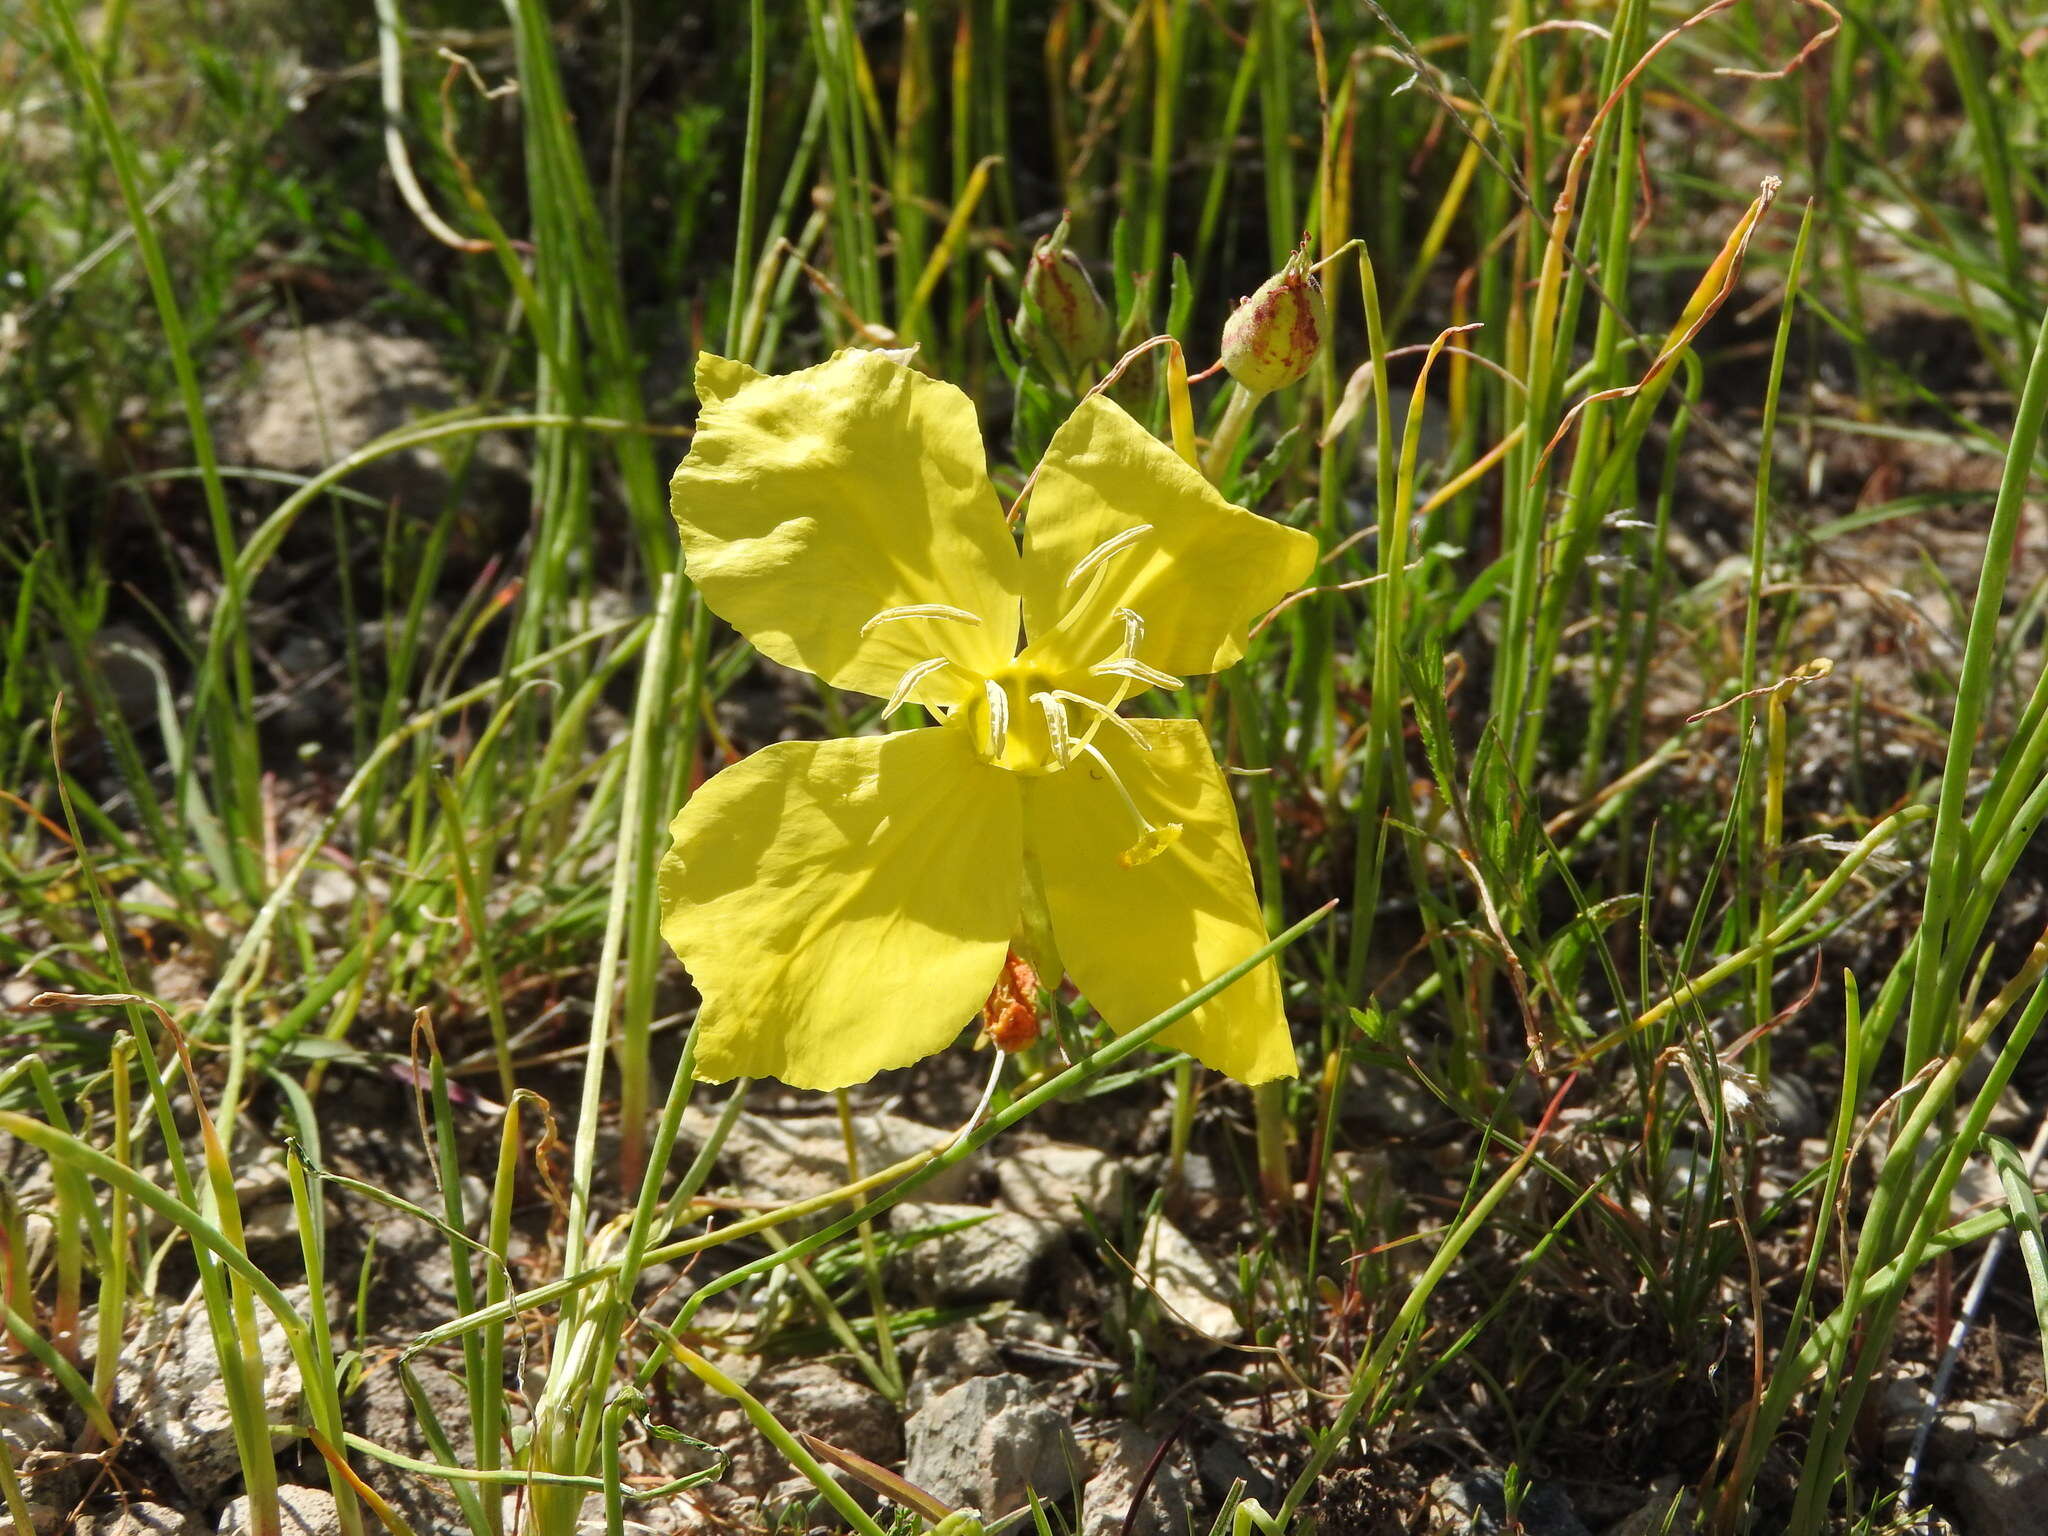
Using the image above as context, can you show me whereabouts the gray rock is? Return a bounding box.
[691,1360,897,1503]
[892,1202,1065,1302]
[1138,1213,1242,1347]
[64,627,167,730]
[348,1360,471,1533]
[1325,1149,1393,1214]
[903,1374,1079,1516]
[80,1502,201,1536]
[1659,1148,1720,1208]
[1954,1434,2048,1536]
[908,1321,1002,1412]
[983,1309,1092,1362]
[1423,1470,1590,1536]
[1881,1374,1936,1449]
[1959,1052,2033,1139]
[119,1286,308,1500]
[1951,1156,2005,1220]
[1957,1399,2030,1443]
[1927,1411,1980,1462]
[996,1143,1128,1223]
[118,877,181,926]
[135,1143,294,1249]
[0,1366,66,1528]
[685,1110,977,1210]
[215,1486,339,1536]
[5,1498,61,1535]
[754,1362,901,1472]
[1349,1068,1444,1138]
[1880,1372,1998,1462]
[1762,1072,1821,1140]
[1604,1475,1699,1536]
[1196,1430,1274,1505]
[1167,1152,1229,1226]
[304,866,361,916]
[1987,1085,2032,1139]
[222,322,522,514]
[0,1366,63,1463]
[1081,1425,1193,1536]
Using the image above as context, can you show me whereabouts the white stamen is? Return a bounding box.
[859,603,984,636]
[1076,741,1182,868]
[1050,689,1151,751]
[1032,692,1073,767]
[1090,657,1184,691]
[884,656,954,715]
[983,677,1010,759]
[1064,524,1154,587]
[1112,607,1146,658]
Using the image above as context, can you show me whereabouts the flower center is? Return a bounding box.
[858,595,1186,865]
[959,661,1063,774]
[949,663,1182,867]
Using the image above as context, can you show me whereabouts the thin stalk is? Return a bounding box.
[1904,302,2048,1079]
[1342,243,1398,999]
[1741,201,1816,1079]
[835,1088,903,1398]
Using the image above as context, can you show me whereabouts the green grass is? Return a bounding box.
[5,1,2048,1532]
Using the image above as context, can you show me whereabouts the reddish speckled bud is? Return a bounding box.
[1220,245,1327,393]
[980,948,1042,1053]
[1014,214,1114,374]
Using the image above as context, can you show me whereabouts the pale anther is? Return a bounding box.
[859,603,984,636]
[1032,692,1073,767]
[1091,657,1184,692]
[1112,607,1146,658]
[1077,741,1182,867]
[884,656,954,715]
[1118,824,1183,869]
[1065,524,1153,588]
[983,677,1010,759]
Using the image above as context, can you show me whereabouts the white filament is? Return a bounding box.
[1076,740,1182,866]
[1032,692,1073,767]
[1064,524,1153,587]
[859,603,984,636]
[1090,657,1184,692]
[883,656,954,715]
[1050,689,1151,751]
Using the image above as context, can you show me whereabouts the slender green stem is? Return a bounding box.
[1905,301,2048,1078]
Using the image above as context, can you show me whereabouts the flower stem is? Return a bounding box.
[1202,380,1265,483]
[835,1087,904,1399]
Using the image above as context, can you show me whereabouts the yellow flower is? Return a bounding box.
[659,349,1317,1090]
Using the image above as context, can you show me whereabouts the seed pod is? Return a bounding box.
[1014,214,1114,374]
[1220,245,1328,394]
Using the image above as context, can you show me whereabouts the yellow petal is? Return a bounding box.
[1023,717,1295,1083]
[1015,395,1317,682]
[661,727,1025,1089]
[695,353,765,406]
[673,350,1022,705]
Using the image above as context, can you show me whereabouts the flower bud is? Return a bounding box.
[1220,245,1327,393]
[1014,214,1114,373]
